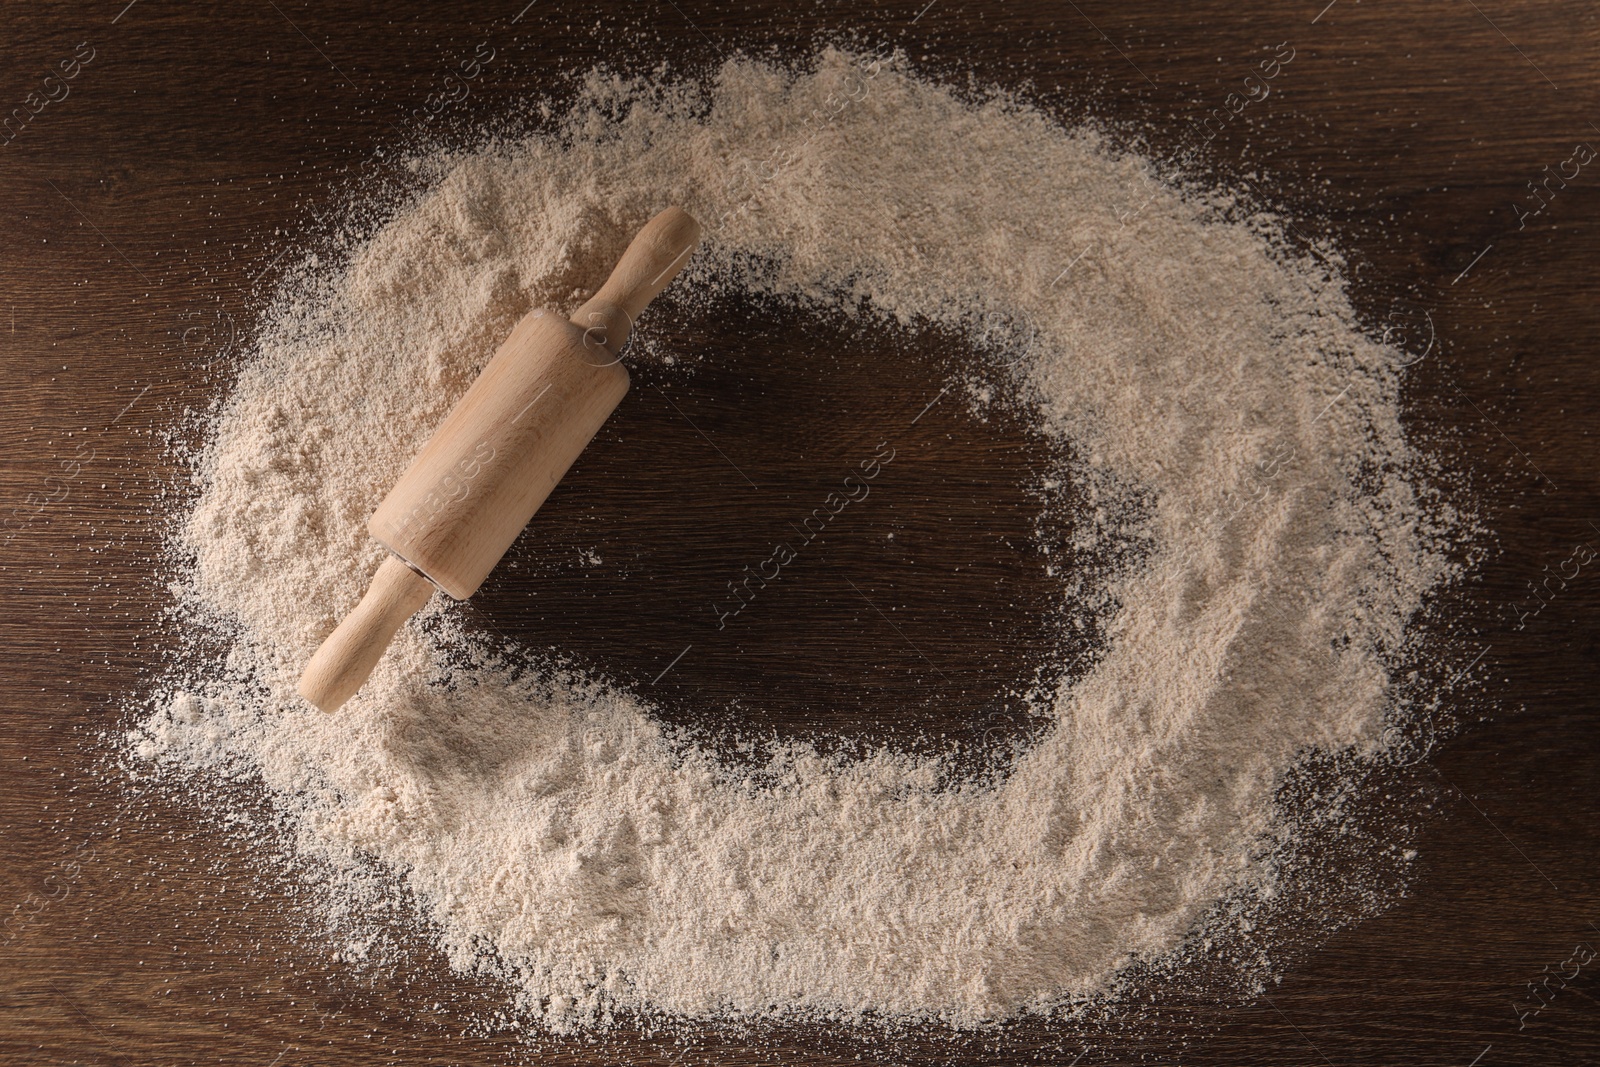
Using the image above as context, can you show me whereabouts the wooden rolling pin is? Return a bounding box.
[298,207,702,712]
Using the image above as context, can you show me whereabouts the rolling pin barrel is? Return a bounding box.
[298,206,702,712]
[369,309,631,599]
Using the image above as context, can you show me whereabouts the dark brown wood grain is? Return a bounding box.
[2,1,1597,1064]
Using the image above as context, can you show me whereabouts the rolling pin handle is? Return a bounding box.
[571,206,702,358]
[298,554,436,713]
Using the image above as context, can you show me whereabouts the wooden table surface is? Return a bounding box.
[2,1,1597,1064]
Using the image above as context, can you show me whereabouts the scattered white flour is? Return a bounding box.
[128,48,1459,1033]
